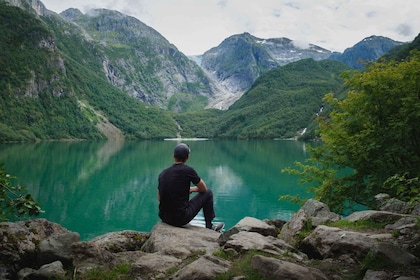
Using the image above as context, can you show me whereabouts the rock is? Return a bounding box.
[370,242,419,266]
[71,240,116,274]
[279,200,340,247]
[90,230,149,253]
[380,198,411,214]
[0,219,75,277]
[251,255,328,280]
[141,222,221,258]
[344,210,410,223]
[38,232,80,266]
[129,252,181,276]
[279,208,309,246]
[173,255,231,280]
[219,216,278,245]
[362,270,390,280]
[17,261,66,280]
[223,231,304,260]
[301,199,341,226]
[300,225,378,260]
[2,200,419,280]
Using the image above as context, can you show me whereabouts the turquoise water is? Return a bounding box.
[0,140,311,240]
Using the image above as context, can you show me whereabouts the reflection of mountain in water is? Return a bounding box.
[78,139,124,181]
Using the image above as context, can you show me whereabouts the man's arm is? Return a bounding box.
[190,179,207,193]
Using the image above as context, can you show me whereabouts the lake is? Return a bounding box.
[0,139,312,240]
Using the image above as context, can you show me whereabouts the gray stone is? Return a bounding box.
[223,231,305,260]
[90,230,149,253]
[39,231,80,266]
[370,242,419,266]
[17,261,66,280]
[251,255,328,280]
[130,252,181,275]
[385,217,418,230]
[362,270,390,280]
[379,198,411,214]
[300,225,375,259]
[279,208,308,246]
[173,255,231,280]
[219,216,277,245]
[301,199,341,226]
[0,219,70,265]
[141,222,220,258]
[344,210,410,223]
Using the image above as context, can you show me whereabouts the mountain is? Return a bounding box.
[1,0,415,142]
[175,59,350,140]
[382,33,420,61]
[0,0,179,141]
[200,33,331,109]
[59,8,218,112]
[328,35,404,69]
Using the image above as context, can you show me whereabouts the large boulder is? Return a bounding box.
[251,255,328,280]
[300,225,392,260]
[344,210,411,223]
[17,260,66,280]
[38,232,80,266]
[173,255,231,280]
[301,199,340,226]
[279,199,340,247]
[223,231,304,260]
[141,222,221,258]
[0,219,78,278]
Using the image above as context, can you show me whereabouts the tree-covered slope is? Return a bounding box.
[0,1,178,141]
[60,8,216,112]
[176,59,350,139]
[382,33,420,61]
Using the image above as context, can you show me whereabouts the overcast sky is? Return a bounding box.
[41,0,420,55]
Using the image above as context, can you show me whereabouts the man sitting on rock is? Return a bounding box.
[158,143,224,232]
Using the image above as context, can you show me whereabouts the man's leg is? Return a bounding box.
[185,189,215,228]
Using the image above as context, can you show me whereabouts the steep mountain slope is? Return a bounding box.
[328,35,404,69]
[0,0,179,141]
[199,33,331,109]
[176,59,350,139]
[61,8,218,112]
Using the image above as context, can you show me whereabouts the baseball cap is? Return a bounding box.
[173,143,190,157]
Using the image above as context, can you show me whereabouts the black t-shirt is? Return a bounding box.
[158,163,201,224]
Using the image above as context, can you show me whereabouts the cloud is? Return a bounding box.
[41,0,420,55]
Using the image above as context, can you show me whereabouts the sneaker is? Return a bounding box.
[211,222,225,232]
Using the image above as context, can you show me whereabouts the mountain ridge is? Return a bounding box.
[0,0,417,142]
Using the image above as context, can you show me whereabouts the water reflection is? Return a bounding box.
[0,140,310,240]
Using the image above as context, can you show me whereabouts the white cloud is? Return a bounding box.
[41,0,420,55]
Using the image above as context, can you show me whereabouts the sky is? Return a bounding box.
[40,0,420,55]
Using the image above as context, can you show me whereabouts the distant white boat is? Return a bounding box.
[164,138,209,141]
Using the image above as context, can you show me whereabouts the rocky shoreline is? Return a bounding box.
[1,195,419,279]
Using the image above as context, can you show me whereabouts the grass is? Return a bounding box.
[325,219,386,230]
[76,263,132,280]
[213,249,273,280]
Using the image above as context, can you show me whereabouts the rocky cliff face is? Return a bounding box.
[329,35,404,69]
[60,8,218,112]
[200,33,332,109]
